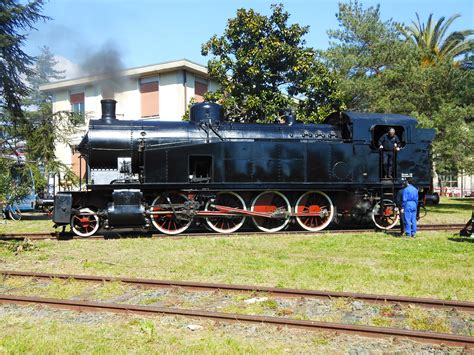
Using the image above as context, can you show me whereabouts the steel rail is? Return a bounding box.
[0,294,471,348]
[0,224,465,241]
[2,270,473,312]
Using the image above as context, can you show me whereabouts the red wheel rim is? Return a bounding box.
[372,200,399,230]
[205,192,246,233]
[151,193,192,235]
[70,208,99,237]
[295,191,334,231]
[251,191,290,232]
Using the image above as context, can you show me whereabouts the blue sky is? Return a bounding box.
[25,0,473,76]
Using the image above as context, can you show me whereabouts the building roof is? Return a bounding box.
[39,59,209,92]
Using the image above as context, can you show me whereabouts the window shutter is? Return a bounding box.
[140,81,159,117]
[194,81,208,103]
[70,93,84,104]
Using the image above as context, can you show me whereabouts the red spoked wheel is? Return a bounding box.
[251,191,291,232]
[295,191,335,232]
[205,192,247,234]
[70,208,100,237]
[150,193,193,235]
[371,199,400,230]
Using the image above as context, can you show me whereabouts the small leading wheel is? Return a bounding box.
[150,193,193,235]
[205,191,246,233]
[372,199,400,230]
[7,206,22,221]
[71,208,100,237]
[295,191,335,232]
[251,191,291,232]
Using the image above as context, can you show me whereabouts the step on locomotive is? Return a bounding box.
[53,99,436,237]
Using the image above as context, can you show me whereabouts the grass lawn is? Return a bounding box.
[0,214,54,233]
[0,308,331,353]
[0,198,471,353]
[0,230,472,301]
[421,197,473,225]
[0,306,450,353]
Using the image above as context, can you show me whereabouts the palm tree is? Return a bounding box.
[403,13,473,65]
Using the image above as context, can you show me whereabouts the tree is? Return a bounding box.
[403,13,474,66]
[1,0,49,204]
[23,47,82,195]
[323,1,413,111]
[323,1,473,175]
[202,3,344,123]
[0,0,49,117]
[26,46,65,105]
[1,1,80,204]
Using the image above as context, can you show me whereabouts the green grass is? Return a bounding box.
[0,230,472,300]
[421,197,472,224]
[0,215,56,233]
[0,312,323,353]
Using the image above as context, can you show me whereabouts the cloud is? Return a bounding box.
[53,55,82,80]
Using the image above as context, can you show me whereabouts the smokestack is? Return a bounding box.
[101,99,117,123]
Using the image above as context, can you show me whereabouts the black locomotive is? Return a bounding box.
[53,99,435,237]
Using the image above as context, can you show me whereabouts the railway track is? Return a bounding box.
[1,271,472,347]
[2,270,473,312]
[0,294,472,348]
[0,224,465,241]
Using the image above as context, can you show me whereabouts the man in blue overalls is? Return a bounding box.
[402,177,418,238]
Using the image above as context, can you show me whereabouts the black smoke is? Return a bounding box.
[79,40,125,99]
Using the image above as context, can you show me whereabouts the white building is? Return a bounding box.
[39,59,218,177]
[433,171,474,197]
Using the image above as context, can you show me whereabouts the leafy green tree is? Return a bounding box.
[1,0,49,204]
[23,47,82,194]
[323,1,413,111]
[202,3,344,123]
[1,2,80,204]
[402,13,474,66]
[323,1,473,175]
[0,0,49,117]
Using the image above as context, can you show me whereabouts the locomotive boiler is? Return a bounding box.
[53,99,435,237]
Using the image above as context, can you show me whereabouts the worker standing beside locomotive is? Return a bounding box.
[378,127,400,178]
[402,177,419,238]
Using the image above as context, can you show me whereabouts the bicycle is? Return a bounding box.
[2,204,22,221]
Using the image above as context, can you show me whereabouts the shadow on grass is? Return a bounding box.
[19,213,51,221]
[449,198,474,202]
[427,204,473,213]
[380,231,404,238]
[448,237,474,243]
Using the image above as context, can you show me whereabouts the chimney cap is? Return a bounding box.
[101,99,117,123]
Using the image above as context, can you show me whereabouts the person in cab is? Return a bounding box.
[378,127,400,178]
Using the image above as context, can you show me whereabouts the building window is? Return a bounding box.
[140,78,159,117]
[439,172,458,188]
[194,77,208,103]
[70,93,85,114]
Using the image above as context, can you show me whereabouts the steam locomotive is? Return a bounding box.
[53,99,435,237]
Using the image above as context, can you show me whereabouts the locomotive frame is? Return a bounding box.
[53,100,436,237]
